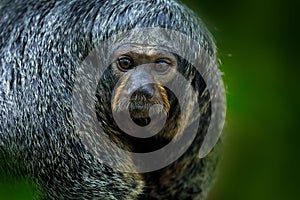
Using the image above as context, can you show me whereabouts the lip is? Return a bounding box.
[114,107,166,127]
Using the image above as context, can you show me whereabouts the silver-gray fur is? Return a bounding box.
[0,0,222,199]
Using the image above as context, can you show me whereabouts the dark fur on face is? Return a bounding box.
[95,47,182,151]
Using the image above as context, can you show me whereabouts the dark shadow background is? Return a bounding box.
[1,0,300,199]
[181,0,300,199]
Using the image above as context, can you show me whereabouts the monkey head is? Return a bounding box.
[76,2,225,169]
[90,28,208,155]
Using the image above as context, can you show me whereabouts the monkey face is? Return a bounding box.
[110,44,178,131]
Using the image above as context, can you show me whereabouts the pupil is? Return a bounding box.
[119,58,132,69]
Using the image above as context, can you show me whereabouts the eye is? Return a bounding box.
[117,57,134,71]
[154,60,171,73]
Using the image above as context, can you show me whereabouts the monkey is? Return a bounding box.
[0,0,225,199]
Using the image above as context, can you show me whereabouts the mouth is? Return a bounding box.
[129,102,166,127]
[131,116,151,127]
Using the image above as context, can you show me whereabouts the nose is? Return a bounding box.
[137,84,155,99]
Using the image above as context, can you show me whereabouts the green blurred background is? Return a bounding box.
[182,0,300,200]
[1,0,300,199]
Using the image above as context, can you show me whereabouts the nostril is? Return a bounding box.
[137,84,155,99]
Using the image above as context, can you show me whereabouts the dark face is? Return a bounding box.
[110,44,178,130]
[94,43,192,152]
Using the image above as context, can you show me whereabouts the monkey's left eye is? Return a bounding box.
[154,60,170,73]
[117,57,134,71]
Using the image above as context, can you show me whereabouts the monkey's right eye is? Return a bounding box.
[117,57,134,71]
